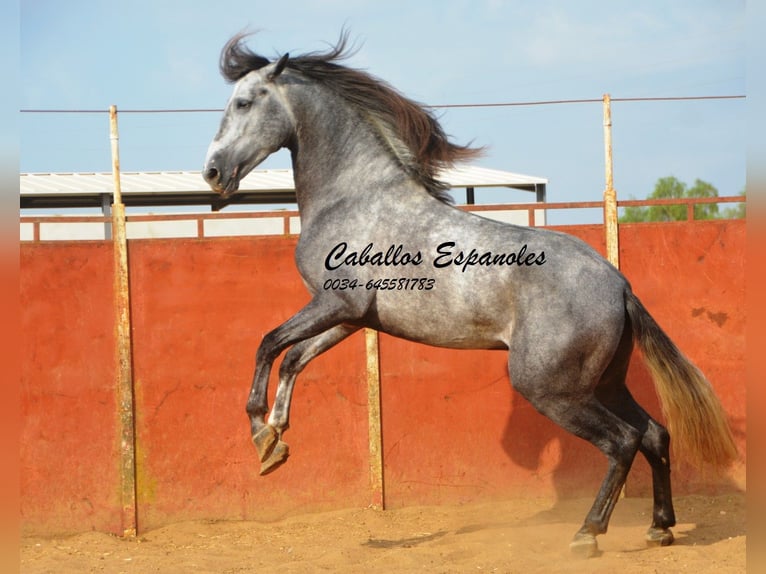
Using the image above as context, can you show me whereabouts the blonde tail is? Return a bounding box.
[625,291,737,468]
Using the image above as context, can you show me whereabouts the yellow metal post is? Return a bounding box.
[365,328,384,509]
[110,105,138,537]
[603,94,620,268]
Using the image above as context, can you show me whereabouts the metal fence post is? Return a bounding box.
[603,94,620,268]
[110,105,138,537]
[365,328,385,509]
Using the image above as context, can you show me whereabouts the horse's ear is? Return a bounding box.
[268,53,289,81]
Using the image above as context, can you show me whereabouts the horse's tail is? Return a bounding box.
[625,289,737,468]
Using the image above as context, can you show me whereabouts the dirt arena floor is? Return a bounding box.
[21,493,745,573]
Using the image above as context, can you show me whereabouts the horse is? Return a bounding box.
[202,31,737,557]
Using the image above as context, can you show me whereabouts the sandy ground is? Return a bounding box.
[21,493,745,573]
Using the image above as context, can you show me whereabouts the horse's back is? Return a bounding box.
[363,210,629,351]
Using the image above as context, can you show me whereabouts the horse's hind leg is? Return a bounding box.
[557,398,642,556]
[596,318,676,546]
[511,362,642,556]
[599,386,675,546]
[640,419,675,546]
[257,324,360,475]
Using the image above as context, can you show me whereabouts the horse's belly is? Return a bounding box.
[377,323,509,350]
[370,294,512,350]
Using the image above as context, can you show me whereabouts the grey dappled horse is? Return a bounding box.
[203,32,737,556]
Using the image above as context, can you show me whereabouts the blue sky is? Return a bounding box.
[20,0,746,223]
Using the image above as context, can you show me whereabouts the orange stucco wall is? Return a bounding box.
[127,238,370,530]
[20,220,745,535]
[20,242,122,534]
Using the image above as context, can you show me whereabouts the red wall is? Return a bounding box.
[20,243,122,534]
[128,238,370,530]
[619,221,746,496]
[20,221,746,535]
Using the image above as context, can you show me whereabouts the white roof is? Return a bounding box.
[20,165,547,209]
[20,169,296,197]
[439,165,547,188]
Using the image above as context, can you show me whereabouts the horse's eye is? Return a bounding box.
[235,99,252,110]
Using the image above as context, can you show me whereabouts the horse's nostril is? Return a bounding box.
[204,166,219,183]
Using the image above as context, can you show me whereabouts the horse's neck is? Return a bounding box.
[288,85,410,218]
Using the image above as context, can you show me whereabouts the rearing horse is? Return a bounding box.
[203,32,737,556]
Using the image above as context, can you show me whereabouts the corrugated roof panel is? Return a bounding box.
[21,166,546,197]
[438,165,547,187]
[20,166,547,210]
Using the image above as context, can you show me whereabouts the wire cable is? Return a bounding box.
[19,94,746,114]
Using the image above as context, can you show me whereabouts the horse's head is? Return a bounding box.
[203,53,293,197]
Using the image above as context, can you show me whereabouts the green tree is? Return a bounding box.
[619,176,722,222]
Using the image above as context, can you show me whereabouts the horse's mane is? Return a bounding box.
[220,31,483,203]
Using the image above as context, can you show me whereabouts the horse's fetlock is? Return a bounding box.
[246,401,267,418]
[653,512,676,529]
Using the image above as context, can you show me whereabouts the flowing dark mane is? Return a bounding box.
[220,31,483,202]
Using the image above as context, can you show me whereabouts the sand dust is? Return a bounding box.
[21,493,745,573]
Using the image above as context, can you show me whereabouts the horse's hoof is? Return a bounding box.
[260,440,289,475]
[569,532,599,558]
[646,526,674,547]
[252,425,278,463]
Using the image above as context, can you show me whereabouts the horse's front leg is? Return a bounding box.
[255,324,361,475]
[246,295,367,473]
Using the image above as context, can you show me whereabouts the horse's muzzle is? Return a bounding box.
[203,166,220,186]
[202,160,225,194]
[202,162,239,197]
